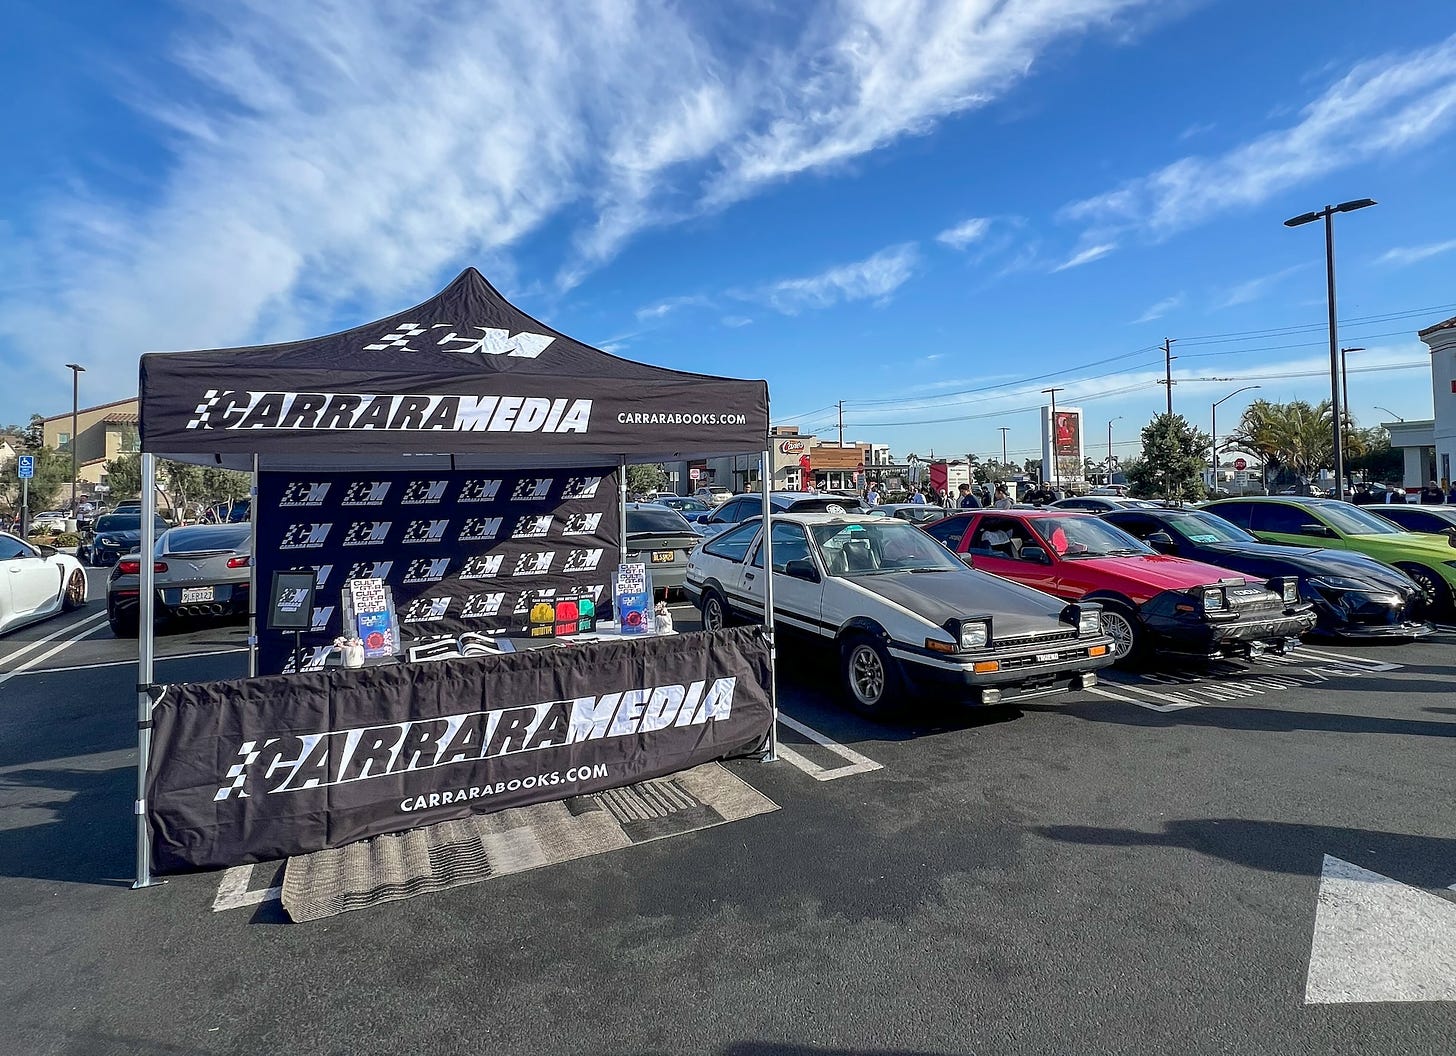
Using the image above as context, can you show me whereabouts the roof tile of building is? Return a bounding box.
[1417,314,1456,340]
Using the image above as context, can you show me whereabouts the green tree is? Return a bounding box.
[199,466,251,508]
[161,460,204,515]
[104,453,142,502]
[0,444,71,512]
[625,463,667,496]
[1346,427,1402,483]
[1126,413,1210,501]
[1227,399,1335,486]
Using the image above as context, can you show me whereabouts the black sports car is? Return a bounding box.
[1102,507,1433,639]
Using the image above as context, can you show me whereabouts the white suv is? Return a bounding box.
[694,485,732,506]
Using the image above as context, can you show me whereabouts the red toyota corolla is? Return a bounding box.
[920,509,1316,663]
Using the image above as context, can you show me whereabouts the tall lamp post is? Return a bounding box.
[1340,346,1364,486]
[1212,385,1261,494]
[64,363,85,523]
[1375,406,1404,423]
[1041,387,1064,493]
[997,426,1010,478]
[1106,416,1123,484]
[1284,197,1377,499]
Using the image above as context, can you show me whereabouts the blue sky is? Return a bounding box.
[3,0,1454,467]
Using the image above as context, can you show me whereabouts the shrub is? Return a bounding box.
[54,532,81,547]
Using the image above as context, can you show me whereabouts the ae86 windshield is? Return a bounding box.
[809,521,965,575]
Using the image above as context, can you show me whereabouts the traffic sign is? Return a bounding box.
[689,468,701,481]
[1234,457,1247,471]
[17,455,34,479]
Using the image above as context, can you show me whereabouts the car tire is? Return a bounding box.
[62,570,86,612]
[839,634,904,719]
[1397,564,1452,619]
[701,588,730,632]
[1097,602,1144,665]
[108,609,139,638]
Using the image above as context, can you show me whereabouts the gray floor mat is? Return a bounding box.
[281,763,776,922]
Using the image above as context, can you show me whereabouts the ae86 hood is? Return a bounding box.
[1076,553,1244,595]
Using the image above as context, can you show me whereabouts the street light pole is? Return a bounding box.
[1041,388,1064,493]
[998,426,1009,473]
[1212,385,1261,495]
[1107,416,1122,484]
[1374,405,1404,423]
[1284,198,1377,500]
[64,363,85,523]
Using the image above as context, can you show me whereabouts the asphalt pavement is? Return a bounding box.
[2,586,1455,1055]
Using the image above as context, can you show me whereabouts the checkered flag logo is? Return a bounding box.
[188,389,226,430]
[214,740,262,800]
[363,322,428,352]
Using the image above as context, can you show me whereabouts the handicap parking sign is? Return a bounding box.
[17,455,34,479]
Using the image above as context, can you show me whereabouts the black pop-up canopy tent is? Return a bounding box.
[132,267,779,886]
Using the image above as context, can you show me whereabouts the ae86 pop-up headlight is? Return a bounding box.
[939,617,989,651]
[1060,603,1102,637]
[1200,586,1227,612]
[1266,577,1300,605]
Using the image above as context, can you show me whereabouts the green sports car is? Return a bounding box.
[1203,496,1456,615]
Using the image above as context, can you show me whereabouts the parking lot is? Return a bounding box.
[3,584,1455,1055]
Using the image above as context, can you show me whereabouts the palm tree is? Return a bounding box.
[1229,399,1334,488]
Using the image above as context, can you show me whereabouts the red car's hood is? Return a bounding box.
[1072,553,1245,593]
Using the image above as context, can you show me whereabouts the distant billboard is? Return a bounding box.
[1041,405,1085,484]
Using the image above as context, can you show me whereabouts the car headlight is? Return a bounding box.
[1077,610,1101,637]
[1309,576,1381,593]
[958,620,989,650]
[1200,586,1226,611]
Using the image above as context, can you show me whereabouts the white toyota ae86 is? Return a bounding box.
[685,513,1115,717]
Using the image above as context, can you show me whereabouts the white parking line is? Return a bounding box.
[1087,684,1201,712]
[0,614,109,687]
[775,713,883,781]
[1,646,248,677]
[0,610,107,669]
[212,864,282,912]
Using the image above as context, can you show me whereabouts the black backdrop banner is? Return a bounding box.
[147,627,773,873]
[255,467,619,674]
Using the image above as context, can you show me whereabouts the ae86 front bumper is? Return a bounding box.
[1140,591,1317,658]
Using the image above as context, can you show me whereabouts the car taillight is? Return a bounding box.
[226,556,250,568]
[117,559,167,575]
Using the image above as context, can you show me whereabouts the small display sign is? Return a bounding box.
[345,578,398,658]
[267,571,316,632]
[613,562,655,635]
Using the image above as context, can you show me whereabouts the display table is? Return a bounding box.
[145,626,772,873]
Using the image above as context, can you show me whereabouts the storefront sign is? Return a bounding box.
[146,628,773,872]
[779,439,805,454]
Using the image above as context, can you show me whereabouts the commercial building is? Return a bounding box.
[1379,313,1453,491]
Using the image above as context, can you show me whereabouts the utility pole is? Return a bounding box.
[998,427,1009,471]
[1158,338,1177,416]
[837,400,844,448]
[1041,388,1064,493]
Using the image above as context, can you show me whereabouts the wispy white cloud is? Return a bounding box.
[755,243,919,314]
[1375,238,1456,267]
[721,315,753,328]
[1216,264,1304,309]
[1052,242,1116,272]
[635,295,711,321]
[1061,34,1456,243]
[1131,293,1183,324]
[0,0,1166,409]
[1178,120,1215,141]
[935,217,992,249]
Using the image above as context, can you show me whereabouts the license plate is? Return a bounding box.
[651,550,676,563]
[181,586,215,603]
[1036,652,1060,662]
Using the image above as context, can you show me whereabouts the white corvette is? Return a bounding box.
[1,532,89,636]
[685,513,1115,716]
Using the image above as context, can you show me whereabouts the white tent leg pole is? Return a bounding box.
[618,455,628,569]
[759,449,777,762]
[133,453,160,888]
[248,455,259,678]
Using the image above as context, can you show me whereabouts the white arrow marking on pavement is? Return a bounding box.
[1305,854,1456,1004]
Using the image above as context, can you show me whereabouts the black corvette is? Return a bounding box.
[1102,507,1433,639]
